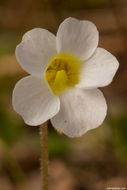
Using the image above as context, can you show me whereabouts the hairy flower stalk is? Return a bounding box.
[40,122,49,190]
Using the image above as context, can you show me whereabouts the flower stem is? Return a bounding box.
[40,121,49,190]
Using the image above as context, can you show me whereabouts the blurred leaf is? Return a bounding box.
[112,114,127,171]
[0,75,25,145]
[0,108,23,145]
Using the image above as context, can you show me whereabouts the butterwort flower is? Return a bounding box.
[12,17,119,138]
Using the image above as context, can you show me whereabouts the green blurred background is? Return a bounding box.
[0,0,127,189]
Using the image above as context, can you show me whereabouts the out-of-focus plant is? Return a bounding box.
[112,114,127,172]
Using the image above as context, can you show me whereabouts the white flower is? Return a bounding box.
[12,17,119,138]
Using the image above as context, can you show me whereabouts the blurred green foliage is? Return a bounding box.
[112,114,127,171]
[0,108,23,145]
[0,75,24,145]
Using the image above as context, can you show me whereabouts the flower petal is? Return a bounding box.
[51,88,107,138]
[12,76,60,126]
[56,17,99,60]
[16,28,56,78]
[77,48,119,89]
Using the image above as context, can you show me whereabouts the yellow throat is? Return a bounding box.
[45,54,80,95]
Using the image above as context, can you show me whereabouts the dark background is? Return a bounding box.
[0,0,127,189]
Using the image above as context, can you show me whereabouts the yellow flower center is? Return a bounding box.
[45,54,80,95]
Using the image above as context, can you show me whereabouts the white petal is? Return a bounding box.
[16,28,56,78]
[12,76,60,126]
[56,17,99,60]
[77,48,119,89]
[51,88,107,138]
